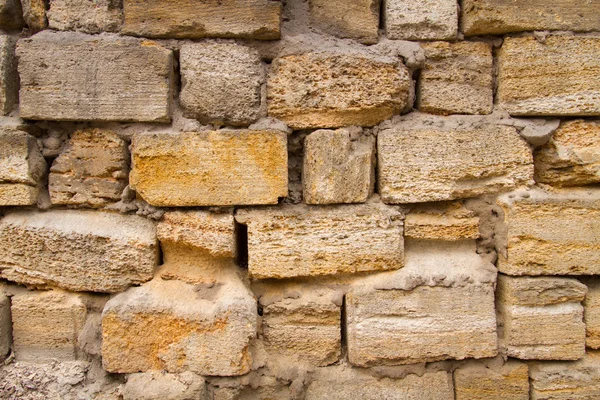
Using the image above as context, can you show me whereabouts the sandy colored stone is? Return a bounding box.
[405,202,480,241]
[212,376,292,400]
[384,0,457,40]
[17,31,173,122]
[180,42,264,126]
[130,130,287,207]
[122,371,207,400]
[0,35,17,116]
[309,0,380,44]
[497,36,600,116]
[303,128,375,204]
[122,0,281,40]
[267,51,410,129]
[0,210,158,293]
[0,0,24,30]
[462,0,600,36]
[21,0,47,32]
[11,291,86,362]
[48,0,122,34]
[0,292,10,361]
[535,120,600,187]
[49,129,129,208]
[419,41,493,115]
[583,278,600,349]
[498,187,600,275]
[455,360,529,400]
[235,200,404,279]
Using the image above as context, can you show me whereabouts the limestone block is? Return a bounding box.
[0,293,10,361]
[462,0,600,36]
[130,130,287,207]
[497,275,586,360]
[0,130,46,206]
[267,51,411,129]
[303,128,375,204]
[212,376,292,400]
[180,42,264,126]
[47,0,122,34]
[405,202,479,241]
[309,0,380,44]
[346,240,498,366]
[122,371,207,400]
[497,36,600,116]
[0,210,158,293]
[535,120,600,187]
[21,0,47,32]
[122,0,281,40]
[0,0,24,30]
[0,35,17,116]
[498,187,600,275]
[378,115,533,204]
[418,41,493,115]
[49,129,129,208]
[235,200,404,279]
[454,360,530,400]
[11,291,87,362]
[384,0,458,40]
[584,278,600,349]
[17,31,173,122]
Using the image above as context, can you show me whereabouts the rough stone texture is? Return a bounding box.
[462,0,600,36]
[180,42,264,126]
[122,0,281,40]
[418,41,493,115]
[497,36,600,116]
[0,292,10,361]
[308,0,380,44]
[454,360,530,400]
[267,51,411,129]
[535,120,600,187]
[0,0,24,30]
[122,371,207,400]
[47,0,123,34]
[405,202,480,241]
[211,377,292,400]
[0,130,47,206]
[0,210,158,293]
[130,130,288,207]
[21,0,47,32]
[49,129,129,208]
[497,275,587,360]
[346,240,498,366]
[0,35,18,116]
[378,116,534,204]
[498,187,600,275]
[583,279,600,349]
[384,0,458,40]
[17,31,173,122]
[303,128,375,204]
[235,200,404,279]
[11,291,87,362]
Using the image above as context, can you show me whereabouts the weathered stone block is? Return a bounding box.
[130,130,287,207]
[122,0,281,40]
[0,35,17,116]
[11,291,87,362]
[418,41,493,115]
[0,210,158,293]
[309,0,380,44]
[180,42,264,126]
[0,0,24,30]
[405,202,480,241]
[384,0,458,40]
[497,36,600,116]
[267,51,411,129]
[47,0,122,34]
[21,0,47,32]
[455,360,529,400]
[49,129,129,208]
[17,31,173,122]
[0,292,10,361]
[122,371,207,400]
[235,200,404,279]
[303,128,375,204]
[584,278,600,349]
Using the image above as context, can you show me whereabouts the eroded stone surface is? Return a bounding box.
[583,278,600,349]
[405,202,480,241]
[309,0,380,44]
[21,0,47,32]
[122,371,207,400]
[454,360,530,400]
[0,35,17,116]
[384,0,458,40]
[0,292,10,361]
[0,0,24,30]
[48,0,122,34]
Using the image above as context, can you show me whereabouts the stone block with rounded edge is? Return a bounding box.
[47,0,122,34]
[583,278,600,349]
[454,360,530,400]
[0,35,17,116]
[0,292,10,361]
[384,0,457,40]
[309,0,380,44]
[0,0,24,30]
[21,0,47,32]
[122,371,207,400]
[405,202,480,241]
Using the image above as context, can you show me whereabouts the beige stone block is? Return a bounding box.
[48,0,122,34]
[584,278,600,349]
[303,128,375,204]
[418,41,493,115]
[267,51,411,129]
[405,202,479,241]
[0,210,158,293]
[11,291,86,362]
[0,292,10,361]
[130,130,287,207]
[384,0,457,40]
[122,371,207,400]
[309,0,379,44]
[122,0,281,40]
[454,360,529,400]
[49,129,129,208]
[0,35,17,116]
[17,31,173,122]
[498,187,600,275]
[497,36,600,116]
[0,0,24,30]
[212,376,292,400]
[21,0,47,32]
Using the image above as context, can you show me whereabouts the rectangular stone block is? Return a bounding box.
[11,291,86,362]
[455,360,529,400]
[584,278,600,349]
[498,187,600,275]
[17,31,173,122]
[0,210,158,293]
[235,200,404,279]
[47,0,122,34]
[0,0,24,30]
[130,130,287,207]
[122,0,281,40]
[497,36,600,116]
[309,0,380,44]
[0,292,10,361]
[405,202,480,241]
[384,0,458,40]
[122,371,207,400]
[0,35,17,115]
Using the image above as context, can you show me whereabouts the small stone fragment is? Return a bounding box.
[0,292,10,361]
[384,0,458,40]
[309,0,380,44]
[122,371,207,400]
[0,35,18,115]
[47,0,123,34]
[21,0,47,32]
[454,360,530,400]
[0,0,24,30]
[583,278,600,349]
[405,202,480,241]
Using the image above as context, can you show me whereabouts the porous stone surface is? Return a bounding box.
[454,360,530,400]
[384,0,458,40]
[0,292,10,361]
[130,130,288,207]
[303,128,375,204]
[47,0,122,34]
[497,36,600,116]
[308,0,380,44]
[21,0,47,31]
[0,0,24,30]
[122,0,281,40]
[180,42,264,126]
[0,210,158,293]
[405,202,480,241]
[122,371,207,400]
[584,278,600,349]
[0,35,17,116]
[17,31,173,122]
